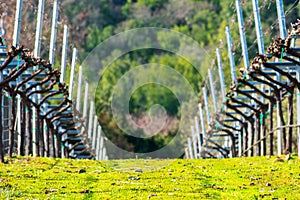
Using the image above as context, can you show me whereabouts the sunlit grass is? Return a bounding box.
[0,156,299,199]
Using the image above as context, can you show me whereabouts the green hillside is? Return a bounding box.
[0,156,299,199]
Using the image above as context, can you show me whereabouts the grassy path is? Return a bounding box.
[0,156,299,199]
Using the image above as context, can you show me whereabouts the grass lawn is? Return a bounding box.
[0,156,299,199]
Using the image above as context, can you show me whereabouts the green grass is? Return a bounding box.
[0,156,299,199]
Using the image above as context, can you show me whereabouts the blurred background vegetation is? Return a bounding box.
[1,0,299,158]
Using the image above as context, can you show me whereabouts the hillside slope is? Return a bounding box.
[0,156,299,199]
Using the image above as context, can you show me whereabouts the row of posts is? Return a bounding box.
[9,0,107,160]
[185,0,300,159]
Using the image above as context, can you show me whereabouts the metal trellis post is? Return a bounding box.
[274,0,286,157]
[34,0,45,58]
[13,0,23,47]
[76,66,83,111]
[187,137,194,159]
[276,0,287,39]
[96,125,101,160]
[208,68,218,113]
[60,25,68,83]
[202,86,211,126]
[225,26,236,83]
[185,148,189,159]
[49,0,59,65]
[102,147,107,160]
[13,0,23,156]
[82,82,89,128]
[88,101,94,140]
[252,0,265,55]
[236,0,250,69]
[252,0,266,156]
[194,116,202,155]
[191,126,198,159]
[92,115,98,150]
[216,48,226,101]
[69,48,77,100]
[99,136,104,160]
[198,103,206,140]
